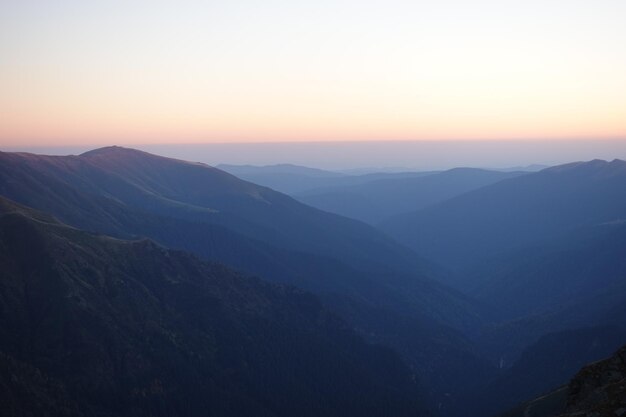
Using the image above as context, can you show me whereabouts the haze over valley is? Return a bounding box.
[1,146,625,416]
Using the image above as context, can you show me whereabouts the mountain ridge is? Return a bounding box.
[381,158,626,272]
[0,195,427,417]
[296,167,526,224]
[0,147,492,413]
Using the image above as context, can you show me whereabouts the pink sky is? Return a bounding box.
[1,1,625,147]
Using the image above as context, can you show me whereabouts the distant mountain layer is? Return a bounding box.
[500,344,626,417]
[218,162,437,195]
[0,197,425,417]
[297,168,526,224]
[218,163,524,225]
[217,163,346,178]
[382,159,626,271]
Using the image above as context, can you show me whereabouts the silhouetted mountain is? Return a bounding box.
[219,163,344,177]
[0,147,490,413]
[499,344,626,417]
[469,326,626,417]
[492,164,548,173]
[297,168,526,224]
[218,162,436,194]
[382,159,626,271]
[0,197,426,417]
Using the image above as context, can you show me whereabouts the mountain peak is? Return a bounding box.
[79,146,215,171]
[80,145,149,158]
[542,158,626,177]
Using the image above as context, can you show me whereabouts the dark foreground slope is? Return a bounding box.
[470,327,626,417]
[500,344,626,417]
[0,197,425,417]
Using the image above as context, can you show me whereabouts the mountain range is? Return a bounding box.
[2,147,626,417]
[296,168,526,224]
[217,163,437,195]
[0,146,490,413]
[382,159,626,272]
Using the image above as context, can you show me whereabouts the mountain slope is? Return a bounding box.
[0,147,481,329]
[499,344,626,417]
[0,147,427,278]
[297,168,526,224]
[474,282,626,373]
[470,326,626,417]
[0,147,491,414]
[0,197,426,417]
[382,159,626,271]
[467,222,626,320]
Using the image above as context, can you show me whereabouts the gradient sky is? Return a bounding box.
[1,0,625,146]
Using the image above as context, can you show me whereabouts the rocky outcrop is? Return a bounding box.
[498,345,626,417]
[559,345,626,416]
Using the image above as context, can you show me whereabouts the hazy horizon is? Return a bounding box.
[3,139,626,171]
[2,1,625,145]
[2,2,625,168]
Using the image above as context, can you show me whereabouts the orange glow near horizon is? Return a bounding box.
[1,1,625,147]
